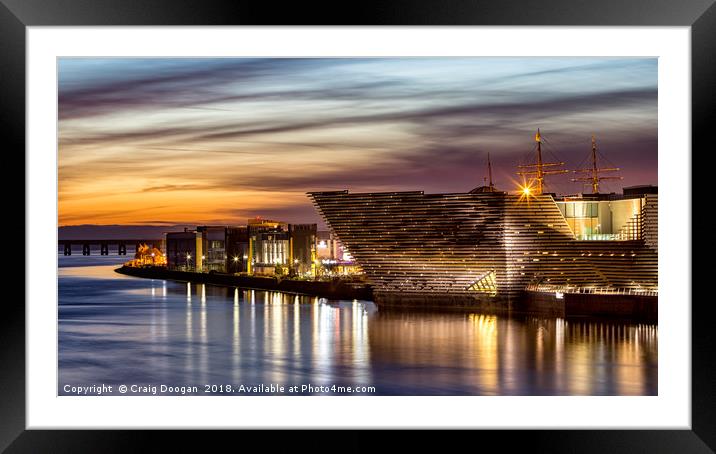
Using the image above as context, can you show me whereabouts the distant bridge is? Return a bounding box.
[58,239,163,256]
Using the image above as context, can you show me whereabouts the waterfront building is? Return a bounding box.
[308,187,658,308]
[166,220,318,276]
[166,226,230,272]
[245,218,286,274]
[226,226,250,273]
[288,224,317,276]
[554,192,658,250]
[165,229,199,271]
[124,243,166,267]
[316,231,341,261]
[309,131,657,308]
[251,228,290,275]
[197,226,228,272]
[316,230,362,276]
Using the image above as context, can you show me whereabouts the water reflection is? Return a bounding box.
[366,311,657,395]
[58,257,657,396]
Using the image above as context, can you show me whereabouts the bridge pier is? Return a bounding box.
[58,239,161,257]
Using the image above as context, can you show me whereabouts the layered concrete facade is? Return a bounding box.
[308,190,657,309]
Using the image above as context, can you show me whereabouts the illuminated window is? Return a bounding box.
[466,270,497,296]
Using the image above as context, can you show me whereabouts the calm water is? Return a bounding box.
[58,255,657,395]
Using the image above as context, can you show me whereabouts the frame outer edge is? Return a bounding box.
[691,0,716,451]
[0,0,27,453]
[4,0,714,450]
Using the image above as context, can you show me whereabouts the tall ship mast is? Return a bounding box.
[571,135,622,193]
[487,152,495,192]
[470,151,501,193]
[516,129,568,194]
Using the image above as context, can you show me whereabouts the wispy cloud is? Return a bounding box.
[58,57,657,226]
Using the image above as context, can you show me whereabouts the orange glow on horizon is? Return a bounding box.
[57,58,658,226]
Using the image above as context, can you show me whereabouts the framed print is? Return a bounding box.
[5,0,715,451]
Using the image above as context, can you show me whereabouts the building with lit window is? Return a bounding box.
[316,231,340,261]
[308,186,657,308]
[197,226,228,272]
[247,221,318,276]
[289,224,317,276]
[250,229,290,275]
[226,226,250,273]
[316,230,362,276]
[165,229,199,271]
[555,191,658,250]
[166,227,225,272]
[245,218,286,274]
[166,220,318,276]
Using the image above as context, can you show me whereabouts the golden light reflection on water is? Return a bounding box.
[468,314,498,391]
[293,296,301,359]
[233,293,240,384]
[185,285,193,381]
[267,292,286,383]
[166,284,653,395]
[199,284,208,384]
[59,261,656,395]
[367,312,657,395]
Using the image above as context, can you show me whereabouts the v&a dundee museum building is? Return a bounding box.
[308,132,657,320]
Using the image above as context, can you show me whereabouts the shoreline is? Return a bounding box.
[116,266,657,322]
[114,266,373,300]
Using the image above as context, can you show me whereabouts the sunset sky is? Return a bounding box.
[58,57,657,227]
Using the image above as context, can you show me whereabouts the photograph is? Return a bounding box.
[57,56,659,397]
[5,0,712,446]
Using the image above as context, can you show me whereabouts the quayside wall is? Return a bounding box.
[374,290,656,322]
[514,291,657,322]
[115,266,372,300]
[117,267,656,322]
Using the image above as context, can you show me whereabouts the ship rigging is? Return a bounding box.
[514,130,623,196]
[516,129,569,195]
[571,135,623,193]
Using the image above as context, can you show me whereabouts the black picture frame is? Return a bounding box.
[4,0,714,451]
